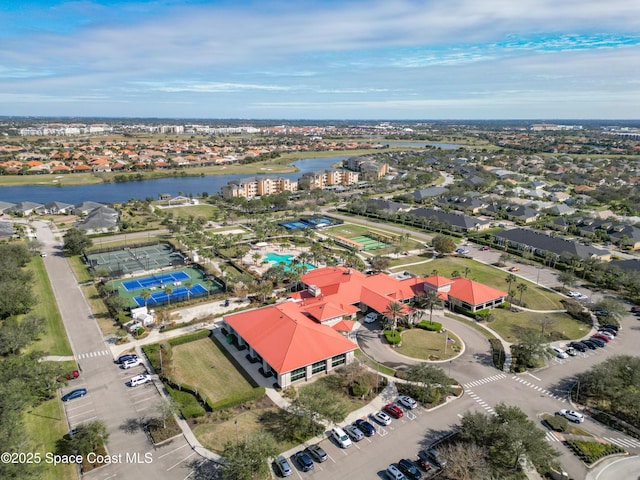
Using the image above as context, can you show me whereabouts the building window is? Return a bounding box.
[290,367,306,382]
[311,360,326,374]
[331,354,346,367]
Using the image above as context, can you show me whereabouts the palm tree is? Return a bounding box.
[463,267,471,278]
[415,290,440,324]
[184,280,193,300]
[505,274,517,297]
[252,252,261,265]
[384,301,406,333]
[163,286,173,306]
[516,283,528,304]
[140,289,152,307]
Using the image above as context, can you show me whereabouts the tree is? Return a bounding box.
[415,290,441,324]
[516,283,528,304]
[504,274,516,297]
[370,255,391,273]
[384,300,406,332]
[0,316,45,355]
[184,280,193,300]
[404,363,450,393]
[67,420,109,458]
[155,398,180,429]
[163,286,173,306]
[140,289,152,307]
[62,228,92,255]
[458,404,558,475]
[558,270,576,290]
[287,382,346,436]
[592,298,626,324]
[432,234,456,254]
[220,432,277,480]
[439,443,490,480]
[511,330,551,369]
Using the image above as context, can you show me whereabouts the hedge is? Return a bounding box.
[543,414,568,433]
[489,338,505,370]
[415,320,443,332]
[207,386,266,412]
[384,329,402,345]
[168,329,211,346]
[565,440,625,465]
[166,384,207,418]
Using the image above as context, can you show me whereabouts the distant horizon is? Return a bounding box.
[2,1,639,119]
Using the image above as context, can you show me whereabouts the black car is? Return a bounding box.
[293,451,314,472]
[589,337,607,347]
[116,353,138,364]
[581,339,598,349]
[423,448,447,468]
[568,342,586,352]
[600,323,620,332]
[61,388,87,402]
[354,419,376,436]
[305,444,327,463]
[398,458,423,480]
[599,327,617,337]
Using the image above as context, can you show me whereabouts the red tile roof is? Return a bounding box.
[447,277,507,305]
[224,301,356,374]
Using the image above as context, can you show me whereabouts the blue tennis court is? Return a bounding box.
[122,271,191,291]
[279,220,309,230]
[134,283,208,306]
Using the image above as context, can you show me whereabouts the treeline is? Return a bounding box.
[0,243,65,479]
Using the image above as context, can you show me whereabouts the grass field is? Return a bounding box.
[67,255,93,283]
[82,284,120,337]
[162,204,222,222]
[26,257,73,356]
[24,398,77,480]
[170,338,255,404]
[487,310,589,343]
[405,256,565,311]
[396,329,461,361]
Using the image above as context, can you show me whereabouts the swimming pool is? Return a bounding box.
[264,253,314,272]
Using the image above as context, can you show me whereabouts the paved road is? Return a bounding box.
[35,221,214,480]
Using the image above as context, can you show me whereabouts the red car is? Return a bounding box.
[481,246,490,251]
[383,403,404,419]
[592,333,610,343]
[59,370,80,381]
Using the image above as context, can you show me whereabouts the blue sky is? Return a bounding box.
[1,0,639,119]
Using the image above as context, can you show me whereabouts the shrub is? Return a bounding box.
[565,440,625,465]
[168,329,211,346]
[489,338,506,370]
[384,329,402,345]
[544,414,569,432]
[207,387,266,412]
[416,320,443,331]
[166,385,206,418]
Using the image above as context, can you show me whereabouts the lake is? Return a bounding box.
[0,156,348,205]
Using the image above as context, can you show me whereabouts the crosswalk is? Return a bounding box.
[76,349,111,360]
[511,375,566,402]
[462,373,507,389]
[546,431,562,442]
[603,436,640,450]
[467,391,496,416]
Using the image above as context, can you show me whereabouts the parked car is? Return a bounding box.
[599,327,618,337]
[565,347,577,356]
[386,464,409,480]
[596,330,614,340]
[567,291,581,297]
[116,353,138,364]
[373,410,392,426]
[62,388,87,402]
[589,337,607,347]
[422,448,447,468]
[59,369,80,381]
[508,266,520,272]
[274,455,292,477]
[40,252,47,258]
[398,459,422,480]
[330,426,352,448]
[293,451,314,472]
[384,403,404,419]
[129,374,152,387]
[600,323,620,332]
[398,395,418,410]
[305,444,327,463]
[122,357,143,369]
[481,246,490,251]
[344,424,364,441]
[354,419,376,436]
[556,409,585,423]
[575,293,589,301]
[568,342,586,352]
[364,312,378,323]
[552,347,569,359]
[630,305,640,313]
[591,333,610,343]
[416,451,433,472]
[454,248,469,254]
[581,339,600,349]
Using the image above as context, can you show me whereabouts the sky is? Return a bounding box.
[1,0,640,120]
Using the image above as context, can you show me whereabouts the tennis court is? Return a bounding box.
[279,220,309,230]
[351,235,389,251]
[122,271,191,291]
[85,243,185,276]
[133,283,209,307]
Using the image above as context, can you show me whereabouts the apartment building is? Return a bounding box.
[300,169,359,189]
[221,176,298,199]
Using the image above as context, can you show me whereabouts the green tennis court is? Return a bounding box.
[85,243,185,276]
[351,235,389,250]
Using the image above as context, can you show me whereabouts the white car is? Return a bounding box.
[364,312,378,324]
[397,395,417,410]
[122,358,142,369]
[372,411,392,426]
[129,374,151,387]
[567,291,581,298]
[597,330,614,340]
[552,347,569,359]
[556,409,584,423]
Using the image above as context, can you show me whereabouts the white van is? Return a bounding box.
[129,374,152,387]
[331,426,352,448]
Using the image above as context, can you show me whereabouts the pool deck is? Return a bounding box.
[240,242,313,276]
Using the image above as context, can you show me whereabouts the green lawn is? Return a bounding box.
[163,204,222,222]
[26,257,73,356]
[67,255,93,283]
[396,329,461,361]
[169,337,255,404]
[487,310,590,343]
[24,397,77,480]
[404,256,565,310]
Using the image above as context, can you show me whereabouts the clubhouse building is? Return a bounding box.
[222,266,506,387]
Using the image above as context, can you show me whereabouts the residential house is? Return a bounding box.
[76,206,119,233]
[409,207,492,233]
[9,201,44,216]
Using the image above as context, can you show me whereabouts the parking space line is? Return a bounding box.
[167,451,197,471]
[157,442,191,459]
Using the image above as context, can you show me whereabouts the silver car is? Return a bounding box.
[344,424,364,441]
